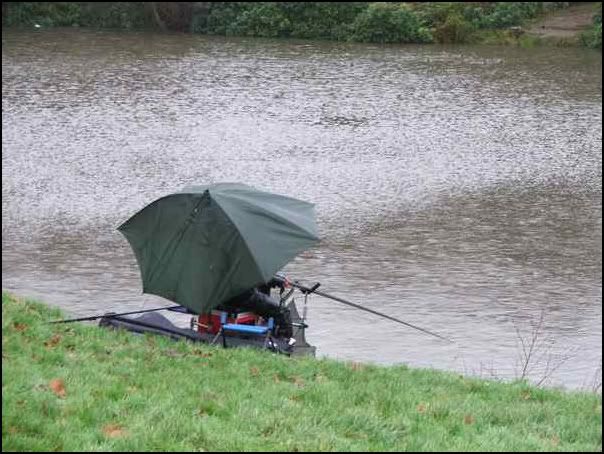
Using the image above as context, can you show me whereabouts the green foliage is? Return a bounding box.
[202,2,369,40]
[593,22,603,47]
[2,292,603,452]
[581,22,602,48]
[410,2,572,43]
[1,2,588,47]
[412,2,551,31]
[2,2,81,27]
[413,2,467,28]
[202,2,433,43]
[477,2,544,29]
[2,2,152,29]
[201,2,255,35]
[227,3,292,38]
[434,13,475,44]
[350,3,433,44]
[579,3,602,49]
[78,2,152,30]
[593,2,602,25]
[279,2,369,40]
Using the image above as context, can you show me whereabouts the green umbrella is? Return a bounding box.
[118,183,320,314]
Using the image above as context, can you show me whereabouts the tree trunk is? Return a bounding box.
[148,2,167,31]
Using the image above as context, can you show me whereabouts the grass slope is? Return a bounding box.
[2,292,602,451]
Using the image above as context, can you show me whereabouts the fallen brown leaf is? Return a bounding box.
[463,414,475,425]
[49,379,66,398]
[13,322,27,332]
[44,334,62,348]
[102,424,126,438]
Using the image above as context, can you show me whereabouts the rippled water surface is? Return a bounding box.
[2,29,602,389]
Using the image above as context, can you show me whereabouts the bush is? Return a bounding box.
[1,1,582,47]
[226,3,292,38]
[434,12,475,44]
[280,2,368,41]
[203,2,255,35]
[350,2,433,43]
[413,2,467,28]
[3,2,81,27]
[478,2,543,29]
[2,2,153,29]
[79,2,152,30]
[201,2,368,40]
[579,3,602,49]
[581,22,602,49]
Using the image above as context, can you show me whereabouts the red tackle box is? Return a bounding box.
[196,310,257,335]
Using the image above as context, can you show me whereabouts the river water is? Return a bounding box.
[2,29,601,390]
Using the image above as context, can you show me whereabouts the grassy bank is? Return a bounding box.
[2,292,602,451]
[2,2,601,47]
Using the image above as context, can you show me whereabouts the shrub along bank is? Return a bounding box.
[4,2,598,46]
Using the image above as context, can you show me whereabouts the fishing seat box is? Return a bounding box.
[197,310,257,335]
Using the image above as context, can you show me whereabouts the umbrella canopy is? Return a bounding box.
[118,183,319,314]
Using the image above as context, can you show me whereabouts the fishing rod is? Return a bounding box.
[285,278,452,343]
[99,313,203,341]
[48,304,183,324]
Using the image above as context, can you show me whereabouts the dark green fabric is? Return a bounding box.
[118,183,319,314]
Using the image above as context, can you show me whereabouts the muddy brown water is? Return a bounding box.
[2,29,601,389]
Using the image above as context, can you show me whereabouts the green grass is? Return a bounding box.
[2,291,602,452]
